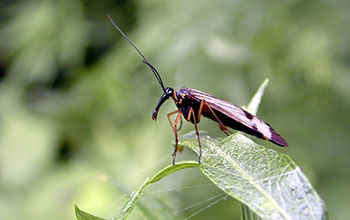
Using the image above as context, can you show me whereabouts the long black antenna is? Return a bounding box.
[107,15,166,92]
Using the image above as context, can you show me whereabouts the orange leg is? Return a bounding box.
[172,112,182,165]
[167,110,179,131]
[203,100,232,136]
[188,108,202,163]
[177,115,183,132]
[197,100,204,122]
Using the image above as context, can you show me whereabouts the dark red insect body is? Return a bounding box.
[108,15,288,165]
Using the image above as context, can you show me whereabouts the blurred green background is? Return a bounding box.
[0,0,349,219]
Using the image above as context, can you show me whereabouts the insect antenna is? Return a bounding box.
[107,15,166,92]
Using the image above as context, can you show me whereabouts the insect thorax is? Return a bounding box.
[174,89,200,122]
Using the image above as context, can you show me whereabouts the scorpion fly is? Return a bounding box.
[107,15,288,165]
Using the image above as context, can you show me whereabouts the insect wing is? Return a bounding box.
[188,88,288,146]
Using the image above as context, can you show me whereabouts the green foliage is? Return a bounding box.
[181,133,327,220]
[242,204,262,220]
[147,161,200,184]
[245,78,269,115]
[75,204,105,220]
[113,178,149,220]
[115,161,199,219]
[136,192,184,220]
[75,161,199,220]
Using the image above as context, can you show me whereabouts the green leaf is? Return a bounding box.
[101,177,186,220]
[137,194,184,220]
[114,178,150,220]
[74,204,106,220]
[148,160,200,184]
[244,78,269,115]
[114,161,199,219]
[74,161,199,220]
[181,133,327,220]
[241,204,263,220]
[240,79,269,220]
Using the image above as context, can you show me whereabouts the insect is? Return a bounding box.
[107,15,288,165]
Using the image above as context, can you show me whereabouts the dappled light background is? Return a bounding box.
[0,0,349,219]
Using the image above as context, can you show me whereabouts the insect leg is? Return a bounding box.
[177,116,183,132]
[172,112,182,165]
[203,100,232,136]
[167,110,180,131]
[197,100,204,122]
[188,108,202,164]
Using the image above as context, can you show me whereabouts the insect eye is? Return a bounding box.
[165,87,174,95]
